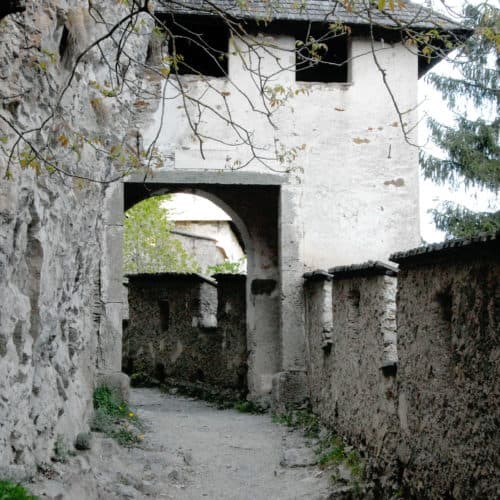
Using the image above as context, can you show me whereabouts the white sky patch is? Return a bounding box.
[417,0,499,242]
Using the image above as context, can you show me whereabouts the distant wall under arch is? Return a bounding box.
[119,171,282,398]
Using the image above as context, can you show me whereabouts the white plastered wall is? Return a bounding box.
[143,32,420,398]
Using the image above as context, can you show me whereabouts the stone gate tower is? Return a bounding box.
[102,0,459,405]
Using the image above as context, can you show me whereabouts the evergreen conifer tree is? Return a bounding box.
[421,1,499,238]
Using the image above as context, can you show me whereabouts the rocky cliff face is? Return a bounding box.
[0,0,154,474]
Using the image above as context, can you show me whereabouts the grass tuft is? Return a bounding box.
[91,386,143,446]
[272,409,320,438]
[273,408,365,485]
[0,481,37,500]
[234,400,267,414]
[52,434,74,463]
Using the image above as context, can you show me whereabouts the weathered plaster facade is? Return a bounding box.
[170,229,222,271]
[164,193,246,264]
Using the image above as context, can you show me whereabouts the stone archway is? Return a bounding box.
[110,170,284,400]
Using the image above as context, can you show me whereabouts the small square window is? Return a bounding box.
[164,18,229,77]
[296,30,349,83]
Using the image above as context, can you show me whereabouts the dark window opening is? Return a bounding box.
[195,368,205,382]
[382,364,397,377]
[348,288,361,309]
[296,30,349,83]
[435,287,453,322]
[164,19,229,77]
[59,26,70,61]
[159,299,170,331]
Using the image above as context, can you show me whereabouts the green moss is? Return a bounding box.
[110,426,142,446]
[234,400,267,414]
[318,439,345,467]
[0,481,37,500]
[53,434,74,463]
[316,434,364,478]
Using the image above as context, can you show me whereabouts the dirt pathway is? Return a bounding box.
[30,388,334,499]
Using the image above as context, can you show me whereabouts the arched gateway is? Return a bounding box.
[102,170,309,404]
[97,0,438,406]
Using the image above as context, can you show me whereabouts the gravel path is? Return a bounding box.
[30,388,333,499]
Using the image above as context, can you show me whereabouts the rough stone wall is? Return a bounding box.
[304,271,399,475]
[123,273,247,393]
[304,238,499,497]
[213,273,248,389]
[394,245,499,498]
[0,0,153,472]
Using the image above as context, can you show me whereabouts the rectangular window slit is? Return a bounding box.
[159,299,170,331]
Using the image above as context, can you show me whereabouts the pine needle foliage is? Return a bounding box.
[421,1,499,238]
[430,202,500,238]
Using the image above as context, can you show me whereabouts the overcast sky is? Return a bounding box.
[417,0,499,242]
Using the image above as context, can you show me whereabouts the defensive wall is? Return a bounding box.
[124,272,247,395]
[303,232,499,498]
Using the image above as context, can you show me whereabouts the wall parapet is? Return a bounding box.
[303,261,398,282]
[392,232,499,498]
[304,238,499,497]
[304,263,399,480]
[390,230,499,266]
[124,272,247,394]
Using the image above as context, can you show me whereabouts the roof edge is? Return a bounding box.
[328,260,398,278]
[390,231,499,264]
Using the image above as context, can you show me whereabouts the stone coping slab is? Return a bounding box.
[390,231,499,265]
[212,273,247,280]
[126,272,218,287]
[303,270,333,281]
[329,260,398,278]
[304,261,398,281]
